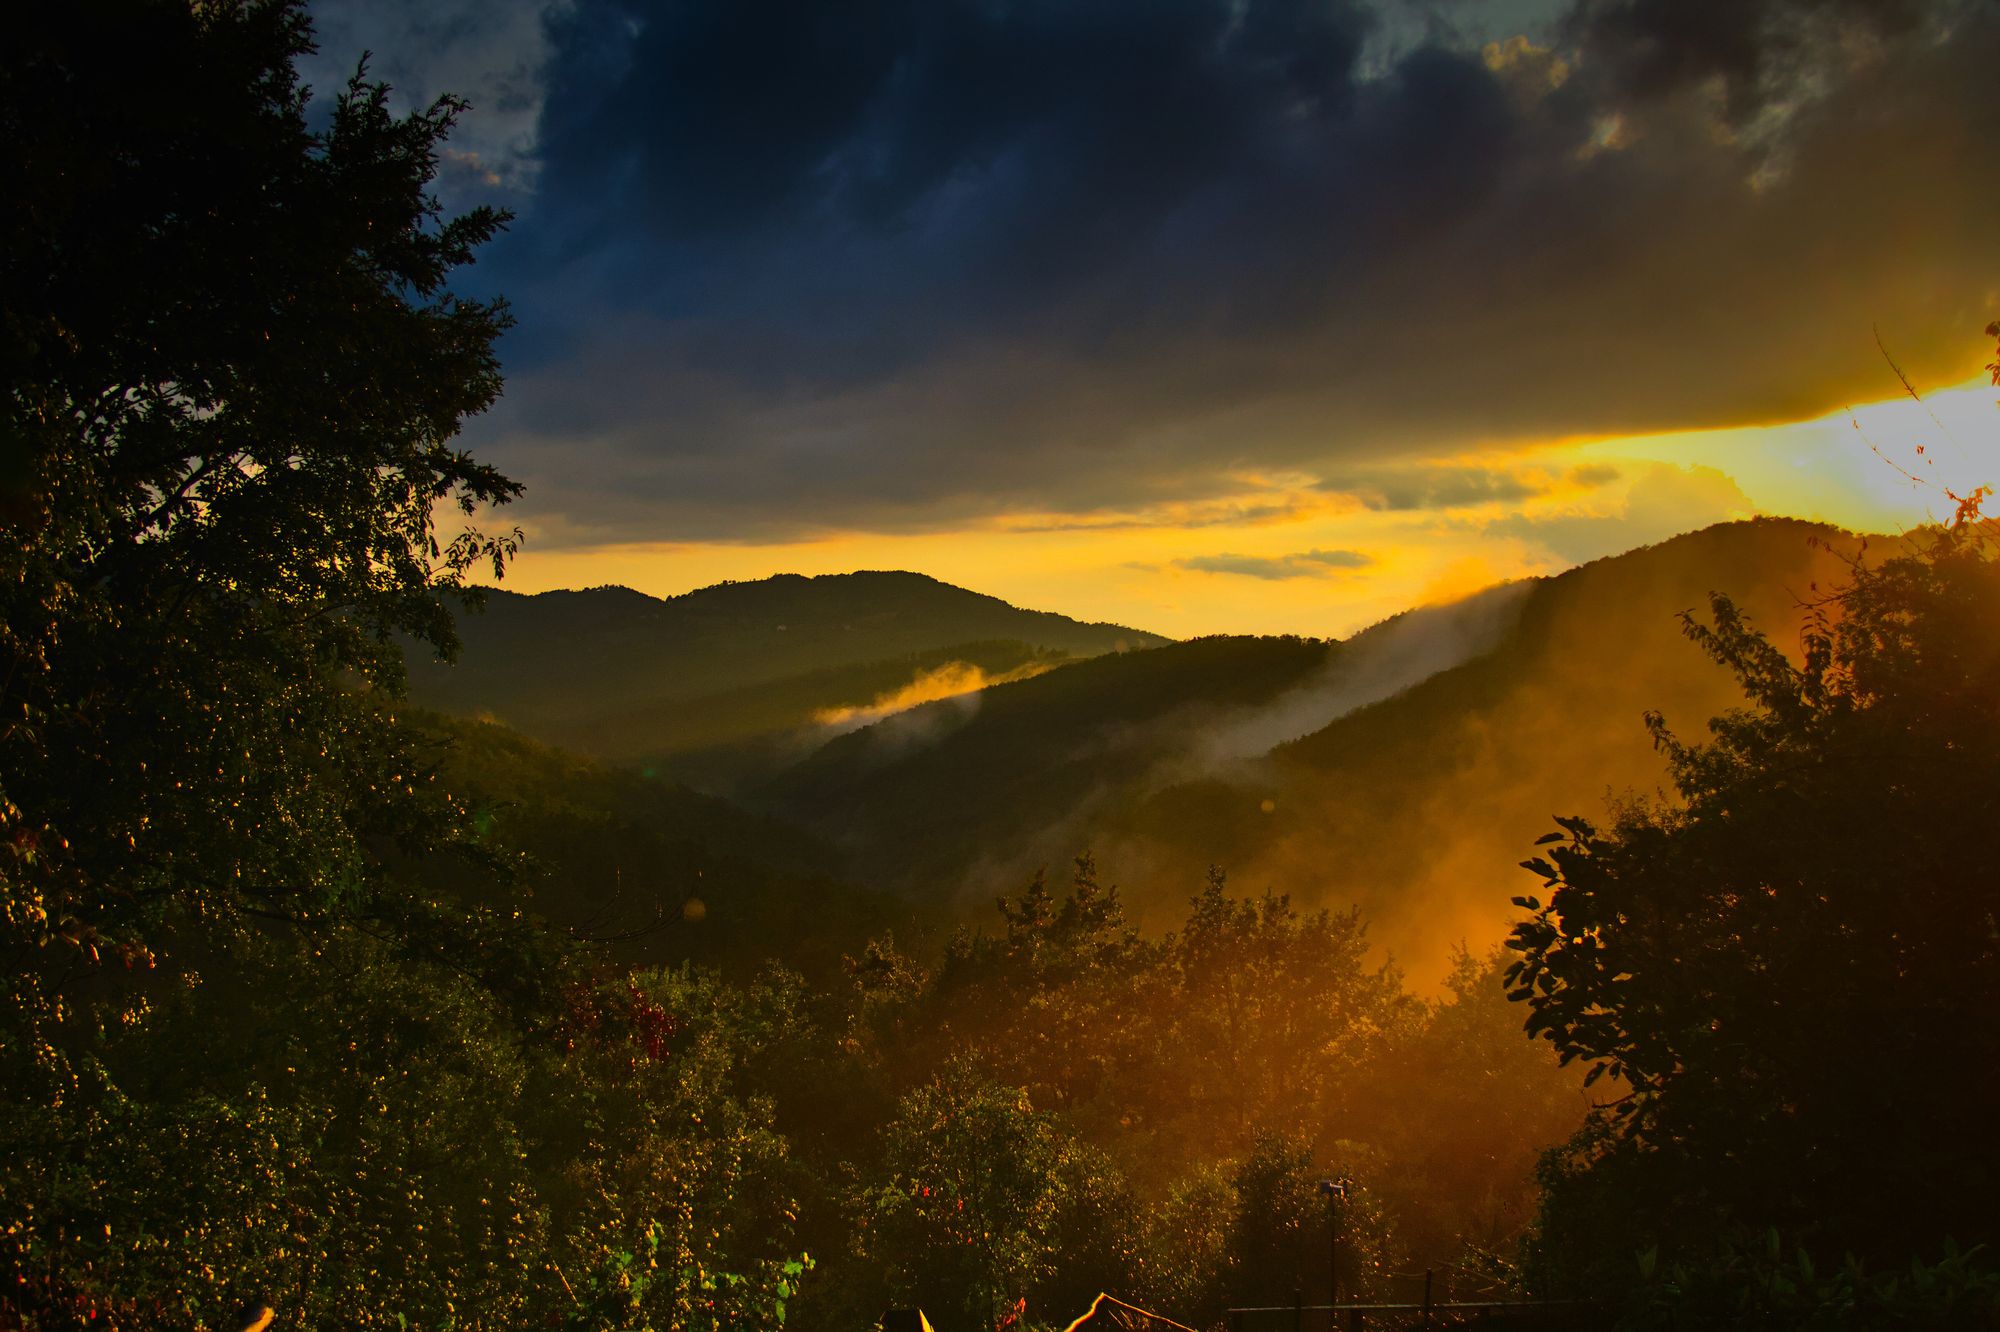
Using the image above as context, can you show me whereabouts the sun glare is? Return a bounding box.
[1569,373,2000,536]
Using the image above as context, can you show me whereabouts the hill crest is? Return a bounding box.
[409,568,1170,786]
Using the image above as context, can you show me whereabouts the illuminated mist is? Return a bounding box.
[812,659,1058,735]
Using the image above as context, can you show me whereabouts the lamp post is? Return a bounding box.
[1317,1179,1347,1330]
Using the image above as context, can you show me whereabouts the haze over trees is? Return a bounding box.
[1509,501,2000,1316]
[5,3,2000,1331]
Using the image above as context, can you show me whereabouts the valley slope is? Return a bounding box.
[413,519,1870,978]
[760,519,1865,974]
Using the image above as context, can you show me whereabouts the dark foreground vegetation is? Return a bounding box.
[6,3,2000,1328]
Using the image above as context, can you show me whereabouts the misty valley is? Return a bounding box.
[379,517,2000,1332]
[9,2,2000,1330]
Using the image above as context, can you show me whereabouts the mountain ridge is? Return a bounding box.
[752,518,1870,977]
[468,569,1159,637]
[406,568,1170,788]
[409,519,1877,982]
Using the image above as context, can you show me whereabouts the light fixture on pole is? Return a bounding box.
[1317,1178,1348,1330]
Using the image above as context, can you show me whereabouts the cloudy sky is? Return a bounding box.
[303,0,1999,637]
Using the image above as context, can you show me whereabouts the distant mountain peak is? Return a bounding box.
[410,569,1169,782]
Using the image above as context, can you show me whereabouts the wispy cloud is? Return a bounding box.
[812,660,1054,735]
[992,486,1352,535]
[1168,549,1377,581]
[1476,463,1757,563]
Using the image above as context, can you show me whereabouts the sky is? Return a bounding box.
[302,0,2000,639]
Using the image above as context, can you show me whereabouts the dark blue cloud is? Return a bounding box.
[499,0,1434,364]
[539,0,1373,235]
[539,0,912,240]
[399,0,2000,543]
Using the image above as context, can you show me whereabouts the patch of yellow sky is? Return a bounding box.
[492,371,1998,641]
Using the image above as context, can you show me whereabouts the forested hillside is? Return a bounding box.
[761,633,1339,890]
[759,520,1863,973]
[408,519,1874,980]
[9,4,2000,1331]
[404,573,1165,788]
[406,712,915,974]
[1104,518,1867,967]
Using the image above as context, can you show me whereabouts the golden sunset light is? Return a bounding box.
[11,2,2000,1329]
[485,373,1998,639]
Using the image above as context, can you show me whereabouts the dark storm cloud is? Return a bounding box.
[1564,0,1926,116]
[453,0,2000,543]
[515,0,1390,343]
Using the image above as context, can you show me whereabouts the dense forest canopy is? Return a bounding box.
[5,3,2000,1330]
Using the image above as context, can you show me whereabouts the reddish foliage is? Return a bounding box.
[556,977,682,1064]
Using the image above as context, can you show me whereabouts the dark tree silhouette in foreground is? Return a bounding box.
[1507,353,2000,1292]
[2,0,519,957]
[2,2,526,1322]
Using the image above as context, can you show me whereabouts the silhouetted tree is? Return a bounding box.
[2,1,523,1321]
[1508,498,2000,1286]
[2,0,518,962]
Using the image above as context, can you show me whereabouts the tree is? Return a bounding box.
[2,2,523,1321]
[1165,869,1409,1155]
[2,0,519,961]
[544,968,814,1332]
[1505,499,2000,1286]
[857,1058,1132,1330]
[923,856,1160,1122]
[1364,948,1585,1268]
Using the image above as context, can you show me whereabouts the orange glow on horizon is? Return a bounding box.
[476,373,1997,641]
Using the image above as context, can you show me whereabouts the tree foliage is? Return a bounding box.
[855,1058,1129,1330]
[1625,1230,2000,1332]
[0,3,546,1323]
[808,858,1581,1330]
[2,0,520,964]
[1507,511,2000,1282]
